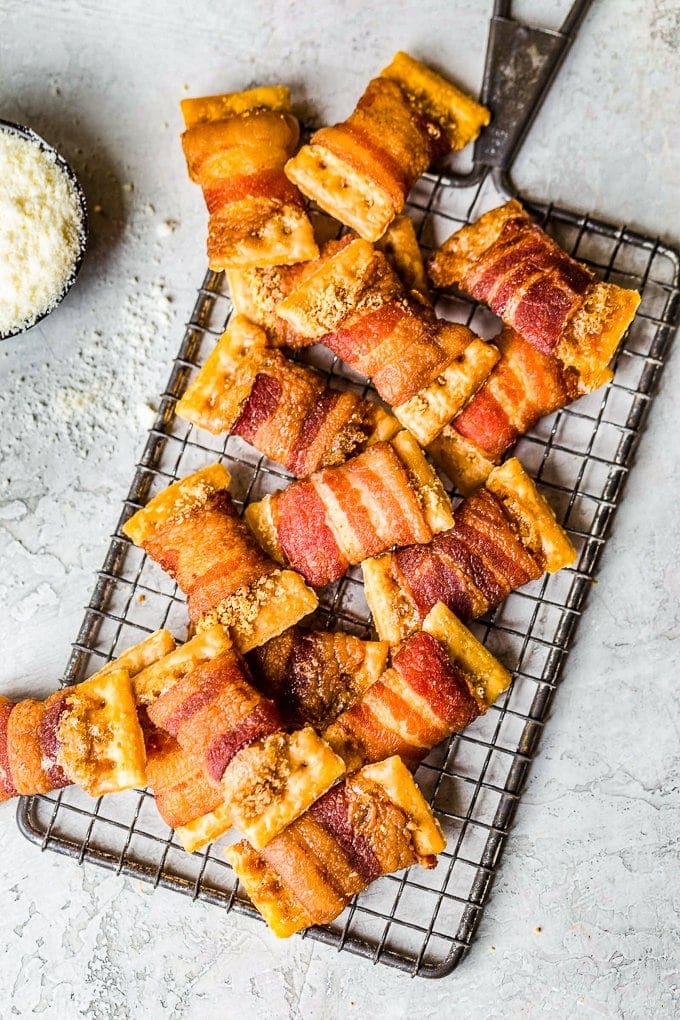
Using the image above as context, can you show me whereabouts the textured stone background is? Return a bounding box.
[0,1,678,1016]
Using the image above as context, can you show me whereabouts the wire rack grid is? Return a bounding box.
[16,165,680,979]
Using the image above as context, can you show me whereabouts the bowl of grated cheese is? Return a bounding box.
[0,119,88,340]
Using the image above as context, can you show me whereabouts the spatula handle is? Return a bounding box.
[474,0,592,175]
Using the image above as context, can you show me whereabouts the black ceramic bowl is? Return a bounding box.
[0,119,88,340]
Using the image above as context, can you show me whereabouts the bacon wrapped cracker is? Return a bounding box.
[285,52,490,241]
[0,664,149,801]
[363,457,576,644]
[227,220,430,350]
[427,326,582,492]
[0,629,175,803]
[324,603,510,771]
[137,627,345,850]
[175,316,398,478]
[277,238,499,443]
[181,85,318,269]
[226,755,445,937]
[428,200,640,393]
[245,431,453,588]
[248,627,389,730]
[122,464,318,652]
[133,627,236,850]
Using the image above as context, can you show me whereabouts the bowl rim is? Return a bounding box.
[0,118,89,341]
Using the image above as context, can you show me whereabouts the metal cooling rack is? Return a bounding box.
[15,1,680,980]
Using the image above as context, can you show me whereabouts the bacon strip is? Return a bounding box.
[275,481,349,588]
[279,241,483,408]
[123,466,318,652]
[0,698,17,801]
[250,438,445,588]
[324,630,480,770]
[144,490,278,625]
[177,318,389,480]
[392,631,479,731]
[231,372,284,446]
[36,694,71,790]
[429,327,581,490]
[230,360,380,478]
[204,701,282,783]
[145,724,225,830]
[0,670,146,801]
[309,784,382,883]
[452,386,520,462]
[139,631,345,851]
[204,169,303,215]
[456,216,593,353]
[146,652,280,783]
[247,627,387,730]
[392,488,543,625]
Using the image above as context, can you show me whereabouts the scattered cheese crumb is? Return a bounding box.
[0,129,85,336]
[156,219,179,238]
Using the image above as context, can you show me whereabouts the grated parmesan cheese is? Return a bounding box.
[0,128,85,336]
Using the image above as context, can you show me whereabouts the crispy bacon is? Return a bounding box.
[145,725,224,830]
[300,256,468,407]
[310,783,382,883]
[6,697,60,795]
[203,169,303,215]
[181,98,317,269]
[146,652,281,784]
[328,693,421,766]
[285,55,490,241]
[144,490,278,625]
[204,702,282,783]
[392,631,479,732]
[394,542,473,621]
[392,488,543,624]
[329,303,461,408]
[256,820,351,921]
[429,201,640,404]
[324,630,479,770]
[37,694,70,790]
[275,480,349,588]
[290,389,373,479]
[229,355,379,478]
[296,77,442,226]
[231,372,284,445]
[435,327,580,484]
[179,318,388,480]
[463,219,592,354]
[277,239,491,419]
[124,466,318,652]
[259,440,439,587]
[248,627,386,730]
[325,300,410,368]
[0,671,145,801]
[0,698,17,801]
[453,388,519,461]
